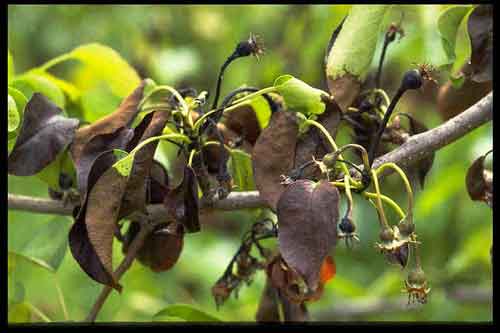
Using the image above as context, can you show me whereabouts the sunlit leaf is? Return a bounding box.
[8,94,20,133]
[274,74,327,116]
[228,149,255,191]
[8,302,31,323]
[11,72,66,108]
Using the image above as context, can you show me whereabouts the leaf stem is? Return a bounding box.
[376,162,413,223]
[54,275,69,321]
[370,169,390,227]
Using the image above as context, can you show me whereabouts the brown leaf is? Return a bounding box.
[468,5,493,83]
[256,277,281,323]
[252,111,299,211]
[281,296,309,322]
[147,160,170,204]
[326,73,361,112]
[223,104,261,145]
[466,151,493,207]
[277,180,339,291]
[76,127,134,197]
[120,110,170,217]
[437,75,492,120]
[123,221,184,272]
[164,166,200,233]
[71,80,146,166]
[8,93,79,176]
[69,151,123,290]
[402,114,435,189]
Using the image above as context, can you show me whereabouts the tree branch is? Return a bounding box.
[7,92,492,322]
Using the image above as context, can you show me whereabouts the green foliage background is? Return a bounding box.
[8,5,492,322]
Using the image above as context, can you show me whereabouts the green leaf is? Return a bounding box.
[18,216,72,273]
[274,74,326,116]
[248,95,272,129]
[112,149,134,177]
[437,5,474,70]
[68,43,140,97]
[153,304,222,322]
[79,81,123,123]
[8,94,20,133]
[11,72,66,108]
[8,50,14,83]
[7,87,28,153]
[228,149,255,191]
[8,302,31,323]
[326,5,390,81]
[35,71,81,102]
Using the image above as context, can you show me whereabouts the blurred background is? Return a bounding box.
[8,5,492,322]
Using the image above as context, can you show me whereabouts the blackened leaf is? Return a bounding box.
[120,110,170,217]
[148,160,170,204]
[404,114,435,189]
[164,166,200,233]
[8,93,79,176]
[256,277,281,322]
[466,152,493,207]
[76,127,134,196]
[468,5,493,82]
[277,180,339,291]
[253,111,299,211]
[123,222,184,272]
[71,80,145,166]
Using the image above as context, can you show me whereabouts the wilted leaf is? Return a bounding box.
[123,221,184,272]
[437,63,492,120]
[256,277,281,322]
[69,151,124,290]
[71,80,146,167]
[274,75,327,116]
[403,114,435,189]
[281,297,309,322]
[277,180,339,291]
[8,94,20,133]
[120,110,170,217]
[228,149,255,191]
[223,104,262,145]
[11,72,66,108]
[466,151,493,207]
[164,166,200,233]
[153,304,221,322]
[253,111,299,211]
[467,4,493,82]
[148,160,170,204]
[76,127,134,196]
[326,5,389,110]
[8,93,79,176]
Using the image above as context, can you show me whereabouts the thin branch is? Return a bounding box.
[85,221,153,322]
[314,285,491,320]
[7,91,492,322]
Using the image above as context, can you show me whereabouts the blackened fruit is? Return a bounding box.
[339,216,356,234]
[59,172,73,190]
[402,69,423,90]
[322,153,337,169]
[379,227,395,242]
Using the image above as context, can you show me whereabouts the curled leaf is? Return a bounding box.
[8,93,79,176]
[8,94,20,133]
[252,111,299,211]
[164,166,200,233]
[123,221,184,272]
[467,4,493,82]
[69,151,123,290]
[277,180,339,291]
[71,80,146,166]
[466,151,492,207]
[274,75,327,116]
